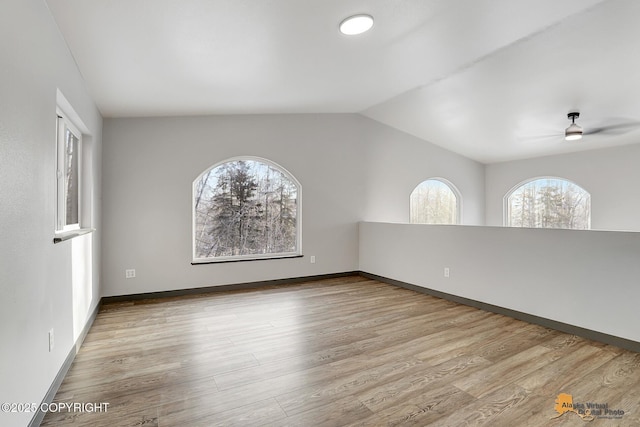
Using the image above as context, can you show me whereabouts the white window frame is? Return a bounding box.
[55,112,83,233]
[503,176,591,229]
[192,156,302,263]
[409,177,462,225]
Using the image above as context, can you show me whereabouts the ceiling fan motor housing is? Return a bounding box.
[565,112,583,140]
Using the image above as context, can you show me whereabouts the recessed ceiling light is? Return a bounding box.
[339,14,374,35]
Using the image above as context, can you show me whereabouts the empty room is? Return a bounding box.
[2,0,640,426]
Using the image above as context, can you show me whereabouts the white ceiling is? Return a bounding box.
[46,0,640,163]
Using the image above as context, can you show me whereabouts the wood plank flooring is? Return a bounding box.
[41,276,640,426]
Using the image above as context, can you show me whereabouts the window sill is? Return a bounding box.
[53,228,95,244]
[192,254,303,265]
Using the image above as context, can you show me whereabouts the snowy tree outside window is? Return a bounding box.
[506,178,590,230]
[193,158,300,262]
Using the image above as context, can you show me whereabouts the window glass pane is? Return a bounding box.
[194,159,299,259]
[507,178,590,229]
[410,179,458,224]
[65,128,79,226]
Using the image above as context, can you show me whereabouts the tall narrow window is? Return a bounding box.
[410,178,460,224]
[193,157,301,263]
[506,177,590,229]
[56,114,82,232]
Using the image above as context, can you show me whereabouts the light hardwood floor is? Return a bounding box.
[42,276,640,426]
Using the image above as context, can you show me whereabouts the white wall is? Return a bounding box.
[101,114,484,296]
[102,114,368,296]
[0,1,102,426]
[485,143,640,231]
[361,120,485,225]
[359,222,640,343]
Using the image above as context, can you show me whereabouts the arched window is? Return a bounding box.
[410,178,460,224]
[193,157,301,263]
[506,177,590,229]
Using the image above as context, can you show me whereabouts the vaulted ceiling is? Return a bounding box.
[47,0,640,163]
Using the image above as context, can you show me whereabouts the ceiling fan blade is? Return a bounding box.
[517,133,563,144]
[584,121,640,136]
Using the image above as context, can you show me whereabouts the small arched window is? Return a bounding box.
[193,157,301,263]
[410,178,460,224]
[506,177,590,229]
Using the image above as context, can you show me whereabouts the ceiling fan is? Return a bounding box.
[563,111,640,141]
[564,112,583,140]
[521,112,640,143]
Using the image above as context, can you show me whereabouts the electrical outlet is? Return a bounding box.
[125,269,136,279]
[49,329,54,352]
[444,267,450,278]
[310,256,316,264]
